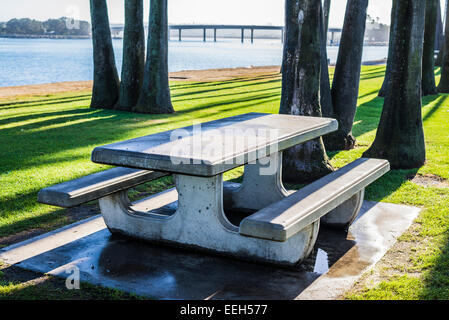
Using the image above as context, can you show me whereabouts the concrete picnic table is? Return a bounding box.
[39,112,389,266]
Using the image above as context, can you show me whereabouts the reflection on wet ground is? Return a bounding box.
[0,201,420,300]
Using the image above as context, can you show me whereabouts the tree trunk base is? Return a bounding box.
[282,140,334,184]
[362,144,425,170]
[437,83,449,93]
[132,103,174,115]
[323,131,356,151]
[422,87,438,96]
[115,98,139,112]
[282,157,334,184]
[114,106,131,112]
[90,101,116,110]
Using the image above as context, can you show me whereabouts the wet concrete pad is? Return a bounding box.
[0,201,420,300]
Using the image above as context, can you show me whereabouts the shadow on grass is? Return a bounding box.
[0,107,95,127]
[171,77,281,100]
[364,169,419,202]
[169,73,280,90]
[0,109,149,173]
[435,67,441,76]
[0,108,113,135]
[0,263,138,300]
[0,194,71,237]
[357,89,381,100]
[0,94,92,110]
[359,71,387,81]
[172,84,280,103]
[423,94,446,122]
[351,93,442,140]
[351,96,384,138]
[0,264,70,300]
[176,91,281,115]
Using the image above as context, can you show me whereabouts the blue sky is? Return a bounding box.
[0,0,445,28]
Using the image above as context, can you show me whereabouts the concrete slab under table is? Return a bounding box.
[0,201,420,300]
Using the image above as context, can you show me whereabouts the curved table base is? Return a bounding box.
[99,174,319,266]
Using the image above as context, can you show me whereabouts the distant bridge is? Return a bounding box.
[169,24,284,43]
[110,24,342,44]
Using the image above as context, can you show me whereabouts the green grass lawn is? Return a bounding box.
[0,65,449,299]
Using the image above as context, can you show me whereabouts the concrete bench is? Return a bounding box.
[239,158,390,242]
[38,167,169,208]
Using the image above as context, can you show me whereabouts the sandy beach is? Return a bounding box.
[0,65,282,100]
[0,60,390,100]
[0,60,392,100]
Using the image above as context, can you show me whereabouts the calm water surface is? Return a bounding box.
[0,38,388,87]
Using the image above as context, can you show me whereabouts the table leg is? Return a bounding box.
[224,152,289,212]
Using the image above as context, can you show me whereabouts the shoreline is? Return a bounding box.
[0,34,90,40]
[0,35,388,45]
[0,66,282,99]
[0,63,385,100]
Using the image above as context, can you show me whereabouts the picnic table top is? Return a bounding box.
[91,113,338,177]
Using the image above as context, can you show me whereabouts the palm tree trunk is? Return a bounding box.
[280,0,301,117]
[435,0,444,66]
[134,0,174,114]
[438,0,449,92]
[325,0,368,151]
[280,0,333,184]
[116,0,145,111]
[323,0,331,35]
[89,0,120,109]
[363,0,426,169]
[320,1,333,119]
[378,0,399,97]
[422,0,438,96]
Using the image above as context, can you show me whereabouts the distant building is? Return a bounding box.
[364,17,389,46]
[110,23,125,39]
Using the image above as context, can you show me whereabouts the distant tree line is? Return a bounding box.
[365,14,390,44]
[0,17,90,37]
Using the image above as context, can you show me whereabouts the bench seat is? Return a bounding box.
[38,167,169,208]
[239,158,390,242]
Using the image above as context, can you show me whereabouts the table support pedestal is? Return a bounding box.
[224,152,290,212]
[98,173,319,266]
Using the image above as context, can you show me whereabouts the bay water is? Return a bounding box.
[0,37,388,87]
